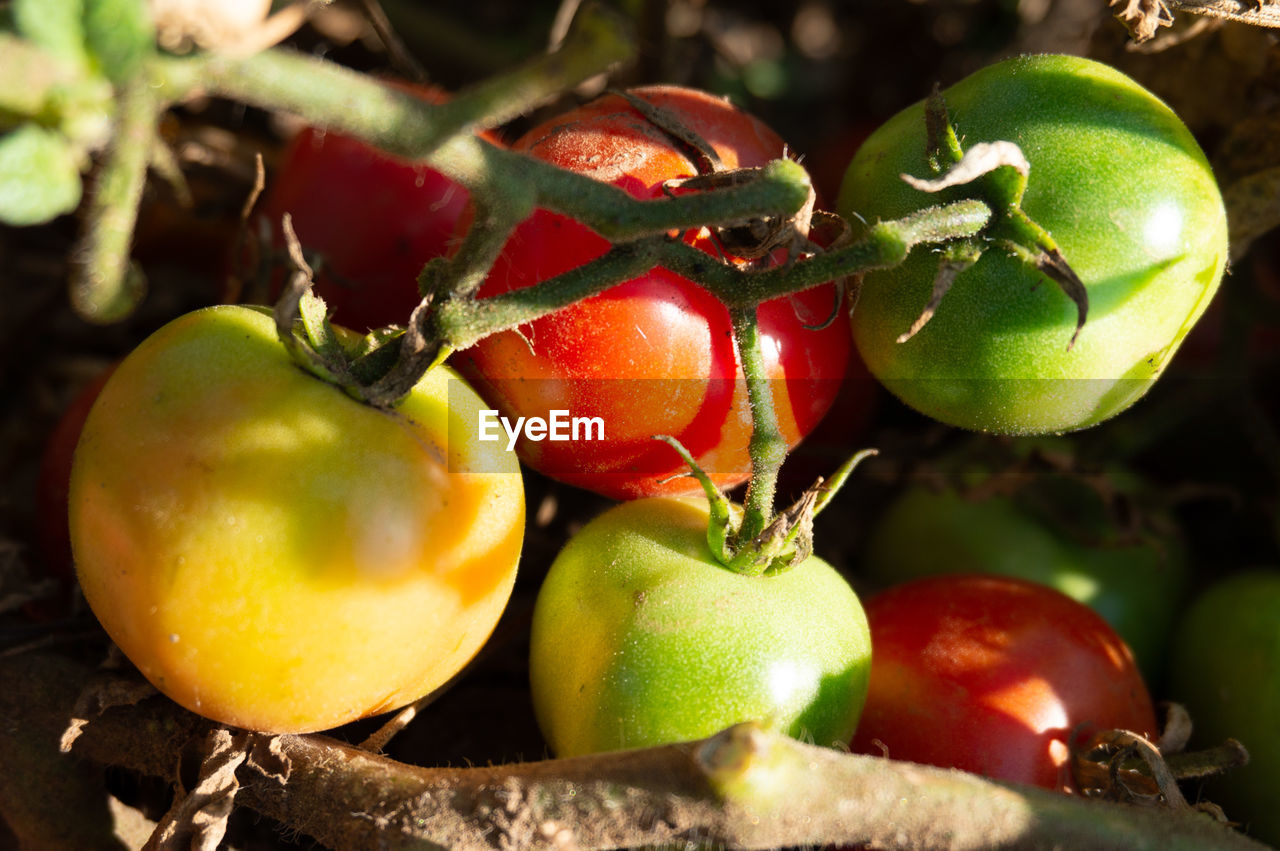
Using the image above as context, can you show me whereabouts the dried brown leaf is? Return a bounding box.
[1111,0,1176,42]
[1114,0,1280,42]
[143,728,249,851]
[246,733,291,784]
[59,672,156,753]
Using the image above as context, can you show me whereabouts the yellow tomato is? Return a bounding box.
[70,305,523,733]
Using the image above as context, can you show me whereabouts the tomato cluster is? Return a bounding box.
[50,41,1269,846]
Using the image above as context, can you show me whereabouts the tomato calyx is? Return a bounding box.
[659,434,877,576]
[895,89,1089,349]
[271,214,444,408]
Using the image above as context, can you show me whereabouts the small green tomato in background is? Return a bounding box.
[529,497,872,757]
[861,478,1187,679]
[1169,570,1280,846]
[70,305,525,734]
[838,54,1228,434]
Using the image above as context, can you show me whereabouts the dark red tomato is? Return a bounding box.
[850,575,1158,791]
[261,83,491,331]
[35,366,115,585]
[453,86,852,500]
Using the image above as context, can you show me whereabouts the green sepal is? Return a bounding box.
[0,124,83,225]
[653,435,738,566]
[349,327,409,387]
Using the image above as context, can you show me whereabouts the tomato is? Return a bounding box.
[528,497,872,756]
[837,54,1228,434]
[860,474,1188,678]
[35,365,115,586]
[69,305,524,733]
[453,85,852,500]
[260,83,485,331]
[1169,571,1280,845]
[850,574,1158,790]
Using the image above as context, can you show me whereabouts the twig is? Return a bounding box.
[1,651,1267,851]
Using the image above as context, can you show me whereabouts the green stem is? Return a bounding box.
[433,200,992,351]
[69,74,158,323]
[662,198,993,306]
[434,239,663,348]
[731,304,785,545]
[150,3,633,160]
[432,181,536,300]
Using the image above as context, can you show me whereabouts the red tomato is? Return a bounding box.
[453,86,852,499]
[850,574,1158,791]
[35,366,115,585]
[260,83,490,331]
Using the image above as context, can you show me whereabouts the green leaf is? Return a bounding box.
[83,0,154,83]
[14,0,90,70]
[0,124,83,225]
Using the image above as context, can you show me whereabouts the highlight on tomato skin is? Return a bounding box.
[451,85,853,501]
[849,573,1159,792]
[837,53,1229,435]
[68,304,525,734]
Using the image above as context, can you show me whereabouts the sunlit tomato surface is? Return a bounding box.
[453,85,851,500]
[69,305,524,733]
[261,83,486,331]
[1169,571,1280,845]
[851,575,1158,790]
[529,497,872,756]
[838,54,1228,434]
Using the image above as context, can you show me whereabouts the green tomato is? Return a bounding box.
[70,305,525,733]
[529,497,872,757]
[861,482,1187,680]
[1169,571,1280,846]
[838,54,1228,434]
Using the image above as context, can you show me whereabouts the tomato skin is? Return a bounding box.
[529,497,872,756]
[261,83,483,331]
[1169,571,1280,845]
[69,305,524,733]
[454,86,852,500]
[851,574,1158,790]
[860,481,1188,678]
[35,366,115,585]
[838,54,1228,434]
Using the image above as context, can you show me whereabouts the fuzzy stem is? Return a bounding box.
[69,74,159,323]
[433,200,992,352]
[150,3,633,159]
[434,239,663,348]
[731,304,786,545]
